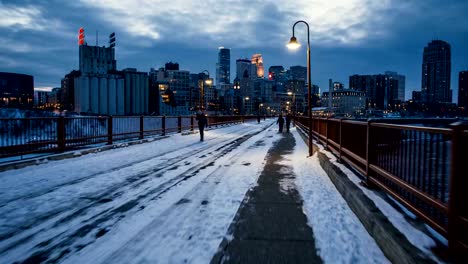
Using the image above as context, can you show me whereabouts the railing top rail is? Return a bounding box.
[371,122,452,134]
[342,119,367,125]
[0,117,59,120]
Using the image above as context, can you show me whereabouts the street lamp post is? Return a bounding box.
[244,96,250,115]
[199,70,212,110]
[287,20,313,156]
[287,91,297,114]
[233,80,240,114]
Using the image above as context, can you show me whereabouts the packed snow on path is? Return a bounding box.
[0,120,281,263]
[280,127,390,264]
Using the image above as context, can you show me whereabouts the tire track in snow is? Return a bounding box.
[1,123,274,264]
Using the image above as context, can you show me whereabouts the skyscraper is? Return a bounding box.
[236,59,251,80]
[421,40,452,104]
[268,66,284,80]
[385,71,406,102]
[290,66,307,82]
[251,54,264,78]
[216,47,230,85]
[459,71,468,108]
[349,72,405,110]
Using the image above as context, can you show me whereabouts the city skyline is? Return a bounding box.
[1,1,468,102]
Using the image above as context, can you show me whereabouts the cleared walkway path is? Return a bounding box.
[211,132,323,264]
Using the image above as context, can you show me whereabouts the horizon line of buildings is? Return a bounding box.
[1,35,467,117]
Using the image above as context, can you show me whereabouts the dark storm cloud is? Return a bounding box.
[0,0,467,102]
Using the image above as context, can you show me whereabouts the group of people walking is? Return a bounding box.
[277,113,292,133]
[195,110,293,142]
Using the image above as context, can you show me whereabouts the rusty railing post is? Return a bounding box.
[178,115,182,133]
[139,115,144,139]
[325,117,329,149]
[448,121,467,260]
[107,116,113,145]
[57,116,65,152]
[339,118,343,162]
[365,119,373,186]
[162,116,166,136]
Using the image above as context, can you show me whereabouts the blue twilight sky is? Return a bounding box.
[0,0,467,101]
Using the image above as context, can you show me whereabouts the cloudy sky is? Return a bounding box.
[1,0,467,101]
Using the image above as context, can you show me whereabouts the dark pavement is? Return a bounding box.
[211,132,323,264]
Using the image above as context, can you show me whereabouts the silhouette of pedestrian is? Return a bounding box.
[257,113,261,124]
[196,111,208,141]
[285,113,292,132]
[277,113,285,133]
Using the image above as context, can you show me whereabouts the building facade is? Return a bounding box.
[74,38,149,115]
[349,72,405,110]
[290,65,307,82]
[152,66,191,115]
[216,47,230,86]
[251,54,264,78]
[321,89,366,117]
[0,72,34,109]
[421,40,451,104]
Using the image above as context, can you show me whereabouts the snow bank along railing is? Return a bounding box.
[294,116,468,260]
[0,115,256,159]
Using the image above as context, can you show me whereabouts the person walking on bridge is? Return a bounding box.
[285,113,292,133]
[196,111,208,141]
[277,113,285,133]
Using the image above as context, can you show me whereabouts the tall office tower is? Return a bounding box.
[385,71,406,101]
[236,59,252,80]
[459,71,468,108]
[216,47,230,85]
[251,54,264,78]
[290,65,307,82]
[421,40,451,103]
[268,66,284,80]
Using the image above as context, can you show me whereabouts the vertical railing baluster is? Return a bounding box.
[422,132,428,193]
[339,119,342,162]
[57,117,65,152]
[108,116,113,145]
[428,133,434,197]
[411,130,417,187]
[441,135,447,203]
[178,115,182,133]
[434,133,441,200]
[140,115,144,139]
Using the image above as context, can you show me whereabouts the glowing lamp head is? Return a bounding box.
[205,79,213,85]
[286,36,300,50]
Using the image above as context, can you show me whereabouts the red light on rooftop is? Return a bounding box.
[78,28,85,46]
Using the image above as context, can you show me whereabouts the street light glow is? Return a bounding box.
[205,79,212,85]
[286,36,300,50]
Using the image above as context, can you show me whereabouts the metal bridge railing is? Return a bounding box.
[0,115,257,159]
[294,116,467,260]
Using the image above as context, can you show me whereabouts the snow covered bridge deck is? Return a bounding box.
[0,120,441,263]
